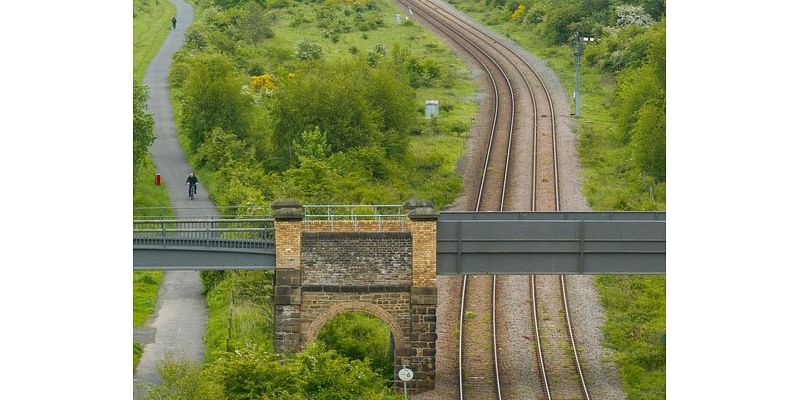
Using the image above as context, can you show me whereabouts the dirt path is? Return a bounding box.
[134,0,212,393]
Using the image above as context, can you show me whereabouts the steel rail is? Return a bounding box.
[459,275,468,400]
[562,275,591,399]
[395,0,512,212]
[401,2,537,400]
[531,276,552,400]
[409,2,589,399]
[411,0,557,210]
[395,2,517,399]
[422,3,588,397]
[401,2,543,399]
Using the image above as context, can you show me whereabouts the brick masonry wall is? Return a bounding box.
[301,232,412,286]
[275,220,302,269]
[302,219,409,233]
[410,219,437,287]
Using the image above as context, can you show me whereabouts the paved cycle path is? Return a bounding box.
[134,0,214,392]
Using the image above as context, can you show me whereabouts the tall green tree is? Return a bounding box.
[271,58,414,167]
[616,20,665,180]
[133,80,155,174]
[239,1,273,45]
[181,53,253,150]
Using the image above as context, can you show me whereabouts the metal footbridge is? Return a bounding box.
[133,206,665,274]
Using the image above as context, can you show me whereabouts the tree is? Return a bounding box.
[239,1,273,45]
[133,80,155,174]
[271,59,379,165]
[294,126,331,162]
[540,4,584,44]
[631,100,665,179]
[198,127,250,170]
[271,58,414,167]
[615,21,665,180]
[181,54,253,150]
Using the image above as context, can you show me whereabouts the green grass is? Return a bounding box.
[134,0,176,80]
[204,271,274,362]
[596,276,666,399]
[134,157,173,212]
[134,271,164,326]
[134,341,144,371]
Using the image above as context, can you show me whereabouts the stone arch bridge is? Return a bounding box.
[133,199,665,393]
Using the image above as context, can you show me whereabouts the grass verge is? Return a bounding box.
[596,275,666,398]
[134,0,176,80]
[134,341,144,371]
[203,271,274,362]
[134,271,164,326]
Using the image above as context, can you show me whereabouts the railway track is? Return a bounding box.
[395,1,590,399]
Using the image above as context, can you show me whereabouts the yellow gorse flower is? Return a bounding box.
[511,4,526,23]
[250,73,276,92]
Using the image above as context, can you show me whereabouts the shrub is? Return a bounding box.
[201,271,226,294]
[317,312,394,382]
[138,357,225,400]
[295,39,323,61]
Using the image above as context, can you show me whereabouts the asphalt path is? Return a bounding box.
[134,0,213,393]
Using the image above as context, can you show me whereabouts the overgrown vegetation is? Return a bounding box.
[170,0,476,211]
[137,344,403,399]
[596,275,666,398]
[317,312,394,382]
[202,271,274,361]
[446,0,666,397]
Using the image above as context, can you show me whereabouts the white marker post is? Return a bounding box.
[398,366,414,399]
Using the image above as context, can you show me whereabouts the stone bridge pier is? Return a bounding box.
[272,199,438,393]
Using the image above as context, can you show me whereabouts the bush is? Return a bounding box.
[317,312,394,382]
[295,39,323,61]
[201,271,226,294]
[138,357,225,400]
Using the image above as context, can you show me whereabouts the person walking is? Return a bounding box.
[172,16,177,30]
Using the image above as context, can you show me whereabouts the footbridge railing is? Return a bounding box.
[133,215,275,270]
[133,201,666,273]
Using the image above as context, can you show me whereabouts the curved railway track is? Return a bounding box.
[395,1,590,399]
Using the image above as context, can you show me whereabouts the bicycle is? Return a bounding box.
[187,183,197,200]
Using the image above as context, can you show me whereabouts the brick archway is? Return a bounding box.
[271,201,438,392]
[305,301,410,354]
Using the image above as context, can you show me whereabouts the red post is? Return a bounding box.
[156,174,161,185]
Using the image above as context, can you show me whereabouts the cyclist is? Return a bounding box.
[186,172,198,199]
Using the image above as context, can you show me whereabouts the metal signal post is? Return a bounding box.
[572,33,595,118]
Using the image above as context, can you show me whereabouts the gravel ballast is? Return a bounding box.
[410,1,626,398]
